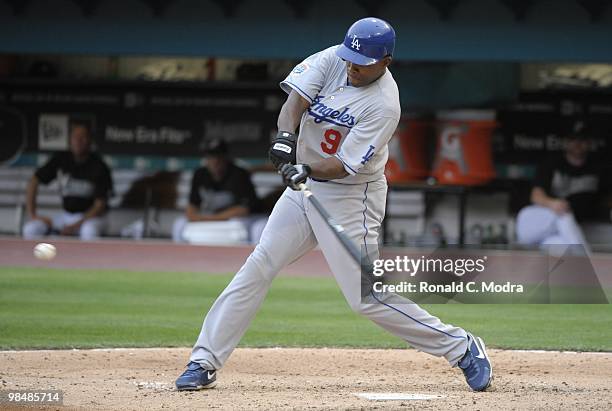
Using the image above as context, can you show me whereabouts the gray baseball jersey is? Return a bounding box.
[281,45,400,184]
[188,46,468,373]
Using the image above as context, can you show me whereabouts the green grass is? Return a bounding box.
[0,266,611,351]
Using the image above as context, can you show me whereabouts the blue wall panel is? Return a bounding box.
[1,0,612,61]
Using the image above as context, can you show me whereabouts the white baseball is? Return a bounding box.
[33,243,57,260]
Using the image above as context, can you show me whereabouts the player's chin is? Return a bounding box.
[349,77,364,87]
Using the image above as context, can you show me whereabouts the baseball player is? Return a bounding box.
[24,120,113,241]
[171,139,262,244]
[176,17,492,392]
[516,121,604,255]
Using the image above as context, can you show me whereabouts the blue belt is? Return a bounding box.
[310,177,329,183]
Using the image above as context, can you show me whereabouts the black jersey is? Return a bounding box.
[534,155,602,222]
[35,152,113,213]
[189,163,259,213]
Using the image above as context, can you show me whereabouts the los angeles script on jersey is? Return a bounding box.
[308,95,356,127]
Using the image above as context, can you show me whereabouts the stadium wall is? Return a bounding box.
[1,0,611,61]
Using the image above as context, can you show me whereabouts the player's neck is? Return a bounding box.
[72,152,90,163]
[347,69,386,88]
[565,152,586,167]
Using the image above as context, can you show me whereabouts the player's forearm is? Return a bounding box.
[185,204,202,222]
[211,205,249,220]
[186,205,249,222]
[25,176,39,218]
[308,157,349,180]
[530,187,555,208]
[277,90,309,132]
[77,199,106,224]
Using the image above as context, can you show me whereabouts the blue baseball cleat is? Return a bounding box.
[458,334,493,391]
[175,362,217,391]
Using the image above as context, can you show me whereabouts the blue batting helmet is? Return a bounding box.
[335,17,395,66]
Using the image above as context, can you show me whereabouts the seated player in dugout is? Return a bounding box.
[23,120,113,241]
[516,120,608,254]
[172,138,263,243]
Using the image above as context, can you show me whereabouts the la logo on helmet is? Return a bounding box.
[350,35,361,50]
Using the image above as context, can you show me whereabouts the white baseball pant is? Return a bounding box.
[516,205,590,254]
[23,211,106,241]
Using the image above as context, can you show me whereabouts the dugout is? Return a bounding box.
[0,0,611,247]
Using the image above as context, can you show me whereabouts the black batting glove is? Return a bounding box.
[269,131,297,169]
[280,163,311,191]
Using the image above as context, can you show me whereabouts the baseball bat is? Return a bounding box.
[298,183,378,300]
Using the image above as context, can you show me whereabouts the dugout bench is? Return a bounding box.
[0,166,283,239]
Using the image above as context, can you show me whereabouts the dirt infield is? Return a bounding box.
[2,347,612,410]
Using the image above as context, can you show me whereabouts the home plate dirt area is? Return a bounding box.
[2,347,612,410]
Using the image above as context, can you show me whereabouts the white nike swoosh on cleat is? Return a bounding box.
[207,371,215,379]
[475,337,488,359]
[472,336,486,359]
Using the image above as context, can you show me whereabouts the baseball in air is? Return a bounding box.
[33,243,57,260]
